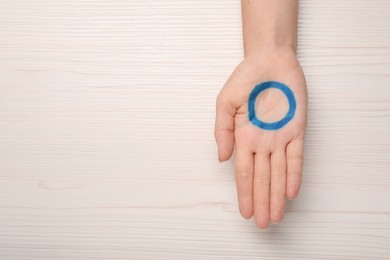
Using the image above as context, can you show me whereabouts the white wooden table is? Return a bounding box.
[1,0,390,259]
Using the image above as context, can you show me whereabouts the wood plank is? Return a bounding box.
[1,0,390,259]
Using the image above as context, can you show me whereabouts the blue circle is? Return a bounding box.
[248,81,296,130]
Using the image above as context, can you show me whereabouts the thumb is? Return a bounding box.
[214,94,235,162]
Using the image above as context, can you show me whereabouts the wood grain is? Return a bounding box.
[0,0,390,259]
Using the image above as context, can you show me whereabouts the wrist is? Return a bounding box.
[241,49,302,78]
[244,47,297,63]
[243,37,297,58]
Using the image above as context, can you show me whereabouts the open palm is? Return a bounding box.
[215,52,308,228]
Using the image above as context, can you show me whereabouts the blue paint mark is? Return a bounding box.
[248,81,296,130]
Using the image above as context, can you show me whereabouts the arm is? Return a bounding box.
[215,0,307,229]
[242,0,297,56]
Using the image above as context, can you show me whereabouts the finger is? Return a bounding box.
[270,150,287,224]
[234,148,254,219]
[286,138,304,200]
[214,94,235,162]
[253,152,271,229]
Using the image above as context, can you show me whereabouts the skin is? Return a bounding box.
[214,0,307,229]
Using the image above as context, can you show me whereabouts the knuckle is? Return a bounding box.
[253,174,270,186]
[216,91,233,110]
[235,169,252,182]
[271,170,284,181]
[288,171,302,182]
[290,154,303,162]
[294,154,304,161]
[216,92,226,106]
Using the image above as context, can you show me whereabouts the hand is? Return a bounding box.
[215,51,308,229]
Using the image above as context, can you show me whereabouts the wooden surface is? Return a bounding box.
[1,0,390,259]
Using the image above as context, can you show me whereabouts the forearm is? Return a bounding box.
[241,0,298,57]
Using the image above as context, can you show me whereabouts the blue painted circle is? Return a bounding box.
[248,81,296,130]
